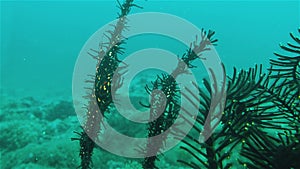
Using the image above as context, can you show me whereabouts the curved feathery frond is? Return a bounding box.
[238,29,300,169]
[178,63,297,169]
[240,130,300,169]
[269,28,300,97]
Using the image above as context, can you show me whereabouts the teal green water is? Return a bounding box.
[1,1,299,96]
[0,1,299,169]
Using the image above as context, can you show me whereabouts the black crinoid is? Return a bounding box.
[239,29,300,169]
[72,1,142,169]
[141,30,218,169]
[178,29,300,169]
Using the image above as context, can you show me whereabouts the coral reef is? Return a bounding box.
[0,97,81,169]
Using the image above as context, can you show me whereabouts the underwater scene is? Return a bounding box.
[1,0,299,169]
